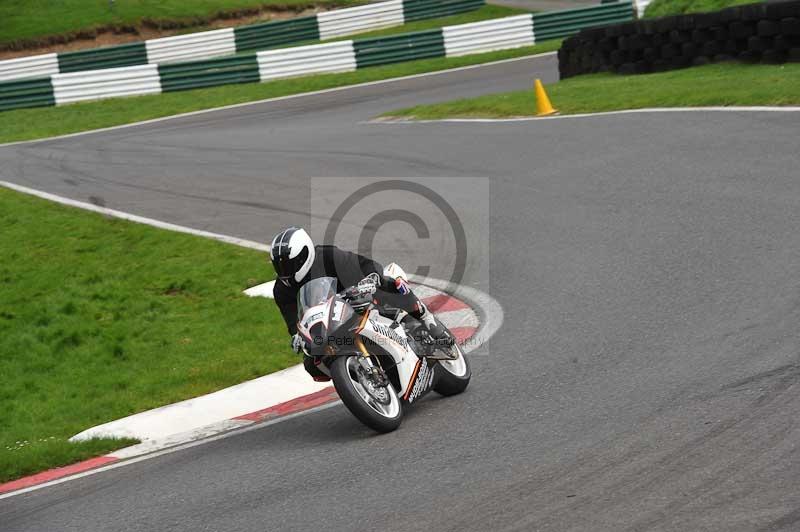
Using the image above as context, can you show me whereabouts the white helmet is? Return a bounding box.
[270,227,315,286]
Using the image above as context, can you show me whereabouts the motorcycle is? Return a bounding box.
[295,271,471,433]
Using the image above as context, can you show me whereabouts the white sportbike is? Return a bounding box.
[296,272,471,432]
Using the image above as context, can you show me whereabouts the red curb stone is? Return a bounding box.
[0,455,118,495]
[421,294,470,313]
[233,386,338,422]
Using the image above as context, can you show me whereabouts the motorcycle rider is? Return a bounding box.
[269,226,453,380]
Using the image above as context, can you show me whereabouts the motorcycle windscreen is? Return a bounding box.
[296,277,338,321]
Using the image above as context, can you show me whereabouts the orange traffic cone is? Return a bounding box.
[534,79,557,116]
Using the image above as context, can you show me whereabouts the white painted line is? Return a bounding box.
[0,52,557,148]
[0,181,267,252]
[375,106,800,125]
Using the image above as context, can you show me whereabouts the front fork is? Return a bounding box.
[354,338,389,387]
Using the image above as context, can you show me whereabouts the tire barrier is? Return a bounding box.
[145,29,237,65]
[534,2,635,42]
[0,77,54,111]
[318,0,406,39]
[257,41,357,81]
[0,54,59,83]
[158,55,261,92]
[52,64,161,104]
[0,3,635,111]
[0,0,483,83]
[354,29,446,67]
[558,0,800,78]
[443,15,534,56]
[234,17,321,53]
[404,0,485,21]
[58,42,149,73]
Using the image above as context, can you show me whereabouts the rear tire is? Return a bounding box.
[433,341,471,396]
[330,356,403,433]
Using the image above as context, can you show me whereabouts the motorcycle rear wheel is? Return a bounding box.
[331,356,403,433]
[433,333,471,396]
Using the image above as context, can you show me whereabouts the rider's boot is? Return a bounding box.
[303,356,331,382]
[417,303,455,348]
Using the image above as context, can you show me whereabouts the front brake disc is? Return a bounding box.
[357,368,391,405]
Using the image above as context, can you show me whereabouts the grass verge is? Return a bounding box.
[0,41,560,144]
[644,0,762,18]
[381,62,800,120]
[0,186,289,482]
[0,0,360,49]
[1,3,522,54]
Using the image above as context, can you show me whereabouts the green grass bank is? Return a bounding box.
[382,62,800,119]
[0,186,289,482]
[0,0,361,49]
[644,0,762,18]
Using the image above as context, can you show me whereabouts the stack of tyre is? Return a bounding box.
[558,0,800,78]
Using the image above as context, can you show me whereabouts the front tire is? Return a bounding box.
[330,356,403,433]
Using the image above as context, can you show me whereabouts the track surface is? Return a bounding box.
[3,54,800,531]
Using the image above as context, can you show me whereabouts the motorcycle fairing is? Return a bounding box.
[357,310,435,402]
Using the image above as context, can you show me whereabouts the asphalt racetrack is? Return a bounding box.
[2,53,800,531]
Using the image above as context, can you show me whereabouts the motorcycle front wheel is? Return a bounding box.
[330,356,403,433]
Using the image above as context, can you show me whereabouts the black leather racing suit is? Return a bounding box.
[272,245,424,377]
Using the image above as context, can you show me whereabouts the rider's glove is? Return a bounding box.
[357,273,379,296]
[291,333,305,354]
